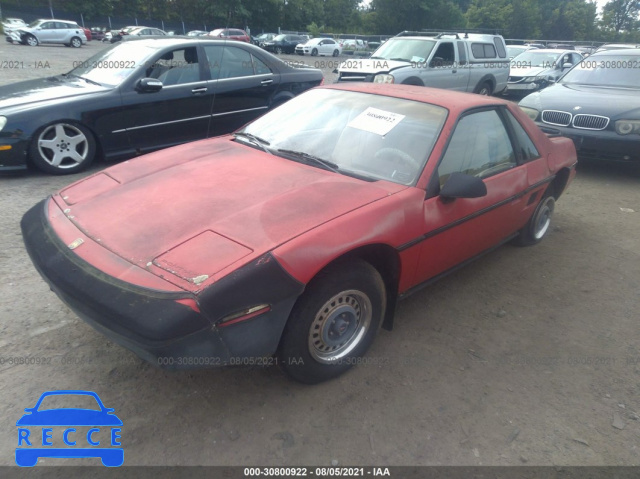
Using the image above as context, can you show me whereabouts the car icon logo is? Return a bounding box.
[16,390,123,467]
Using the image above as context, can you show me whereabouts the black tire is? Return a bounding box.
[70,36,82,48]
[475,81,492,96]
[29,122,97,175]
[278,260,386,384]
[333,49,339,57]
[275,46,283,54]
[513,191,556,246]
[311,48,318,56]
[25,34,38,47]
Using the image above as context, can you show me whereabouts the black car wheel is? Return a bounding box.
[25,34,38,47]
[278,260,386,384]
[514,191,556,246]
[70,36,82,48]
[311,48,318,56]
[333,49,339,57]
[275,46,283,54]
[475,81,492,96]
[29,122,96,175]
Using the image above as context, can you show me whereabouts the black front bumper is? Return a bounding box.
[21,199,305,368]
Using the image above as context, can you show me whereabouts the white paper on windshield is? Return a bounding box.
[347,107,405,136]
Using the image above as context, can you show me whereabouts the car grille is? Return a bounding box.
[541,110,572,126]
[337,73,374,82]
[508,76,525,83]
[572,114,609,130]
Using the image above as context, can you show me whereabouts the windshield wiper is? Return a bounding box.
[389,57,410,62]
[64,73,102,86]
[369,56,385,60]
[277,149,340,173]
[233,132,272,154]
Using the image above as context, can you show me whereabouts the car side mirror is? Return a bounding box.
[136,77,163,93]
[562,62,572,69]
[439,172,487,200]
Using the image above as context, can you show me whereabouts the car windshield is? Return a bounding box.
[238,89,448,186]
[561,54,640,89]
[371,38,436,63]
[36,394,101,411]
[513,51,562,68]
[68,43,159,86]
[28,20,43,28]
[273,34,286,42]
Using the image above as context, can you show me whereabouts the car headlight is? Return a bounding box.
[519,106,539,121]
[373,74,394,84]
[615,120,640,136]
[0,116,7,132]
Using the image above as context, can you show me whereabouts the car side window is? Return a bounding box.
[149,48,201,86]
[204,45,253,79]
[41,22,54,29]
[505,110,540,162]
[431,42,455,67]
[252,55,271,75]
[438,110,516,187]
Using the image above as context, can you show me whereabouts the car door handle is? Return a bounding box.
[261,79,273,86]
[191,87,207,94]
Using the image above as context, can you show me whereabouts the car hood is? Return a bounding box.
[509,66,553,78]
[57,138,405,284]
[0,77,110,112]
[338,59,408,74]
[520,83,640,118]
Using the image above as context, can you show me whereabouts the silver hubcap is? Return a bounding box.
[308,290,372,364]
[72,38,80,47]
[37,123,89,169]
[27,36,37,46]
[534,197,555,240]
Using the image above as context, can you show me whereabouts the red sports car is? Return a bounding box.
[21,84,577,384]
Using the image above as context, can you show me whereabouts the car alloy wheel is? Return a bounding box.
[30,122,96,174]
[311,48,318,56]
[26,34,38,46]
[476,81,492,96]
[276,46,283,54]
[70,37,82,48]
[533,195,555,240]
[333,49,339,57]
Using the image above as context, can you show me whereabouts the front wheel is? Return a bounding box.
[311,48,318,56]
[29,122,96,175]
[514,193,556,246]
[275,46,283,54]
[25,34,38,47]
[278,260,386,384]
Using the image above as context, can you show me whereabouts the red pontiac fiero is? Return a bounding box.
[21,84,577,384]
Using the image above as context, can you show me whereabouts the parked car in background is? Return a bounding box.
[337,31,509,96]
[0,38,323,174]
[263,34,307,54]
[575,45,598,57]
[547,43,575,50]
[90,27,106,41]
[519,49,640,163]
[103,31,113,42]
[1,17,27,33]
[506,44,537,60]
[295,37,341,56]
[207,28,250,42]
[111,26,167,43]
[6,19,87,47]
[109,26,139,43]
[21,83,577,384]
[82,27,92,41]
[187,30,208,37]
[340,39,367,51]
[252,32,277,47]
[595,43,640,53]
[506,49,582,95]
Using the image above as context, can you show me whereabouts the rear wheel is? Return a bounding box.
[70,36,82,48]
[475,81,492,96]
[278,260,386,384]
[333,49,340,57]
[514,192,556,246]
[29,122,96,175]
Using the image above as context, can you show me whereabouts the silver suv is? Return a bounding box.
[6,19,87,48]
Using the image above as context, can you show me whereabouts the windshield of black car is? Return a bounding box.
[561,55,640,88]
[371,38,436,63]
[238,89,448,186]
[512,51,563,68]
[67,43,159,86]
[273,34,286,42]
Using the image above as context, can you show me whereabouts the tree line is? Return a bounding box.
[3,0,639,41]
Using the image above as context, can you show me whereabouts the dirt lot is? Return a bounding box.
[1,40,640,469]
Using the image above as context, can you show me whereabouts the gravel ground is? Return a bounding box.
[1,40,640,469]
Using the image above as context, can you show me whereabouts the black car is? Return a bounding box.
[0,38,323,174]
[518,49,640,163]
[263,34,307,54]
